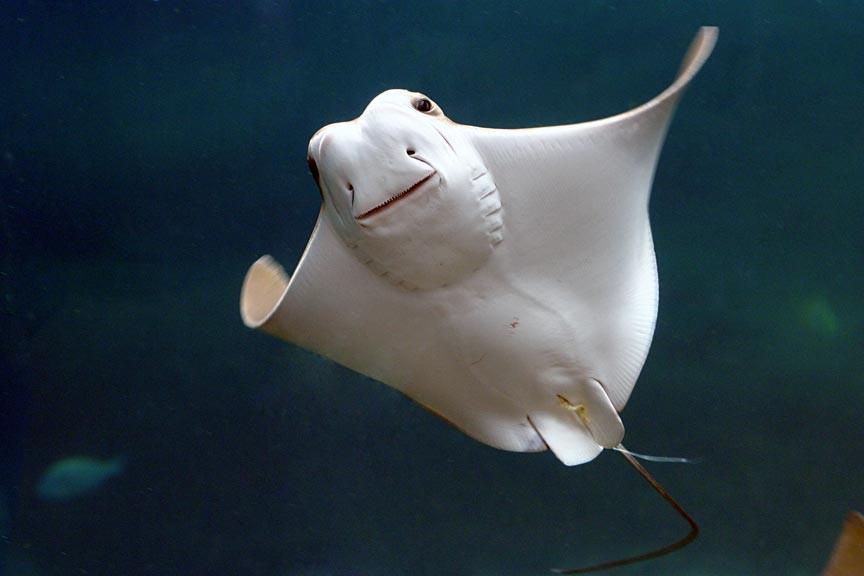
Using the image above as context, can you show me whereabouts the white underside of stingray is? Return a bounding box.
[241,28,717,466]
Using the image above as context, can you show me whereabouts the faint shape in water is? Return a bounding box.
[36,456,125,502]
[799,296,840,338]
[822,511,864,576]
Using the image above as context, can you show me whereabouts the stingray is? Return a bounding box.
[241,27,717,572]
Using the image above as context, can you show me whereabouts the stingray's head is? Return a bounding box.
[307,89,503,290]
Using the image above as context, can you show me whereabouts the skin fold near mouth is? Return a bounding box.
[356,171,436,220]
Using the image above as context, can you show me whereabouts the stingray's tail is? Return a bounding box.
[550,447,699,574]
[612,444,699,464]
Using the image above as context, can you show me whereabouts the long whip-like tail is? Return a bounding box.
[551,447,699,574]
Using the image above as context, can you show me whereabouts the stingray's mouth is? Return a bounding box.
[356,171,437,221]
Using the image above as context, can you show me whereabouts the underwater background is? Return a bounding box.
[1,1,862,574]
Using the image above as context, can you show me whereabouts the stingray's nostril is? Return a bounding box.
[348,183,354,205]
[406,148,415,156]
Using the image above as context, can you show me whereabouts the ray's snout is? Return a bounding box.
[306,155,322,196]
[306,126,329,193]
[306,123,357,206]
[306,118,437,220]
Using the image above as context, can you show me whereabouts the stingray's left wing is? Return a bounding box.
[464,27,717,411]
[240,212,546,453]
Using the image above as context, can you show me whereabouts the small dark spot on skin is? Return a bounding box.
[510,317,519,328]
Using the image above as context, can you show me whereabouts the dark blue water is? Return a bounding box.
[2,1,862,574]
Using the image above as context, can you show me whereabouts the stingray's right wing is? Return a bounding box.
[464,28,717,411]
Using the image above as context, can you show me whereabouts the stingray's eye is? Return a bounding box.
[413,97,433,113]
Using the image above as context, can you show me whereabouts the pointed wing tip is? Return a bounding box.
[571,25,717,132]
[673,26,719,84]
[698,26,720,41]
